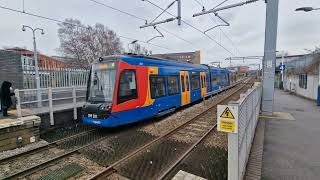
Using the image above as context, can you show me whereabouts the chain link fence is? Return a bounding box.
[227,82,262,180]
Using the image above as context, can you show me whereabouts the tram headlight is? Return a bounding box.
[99,104,110,111]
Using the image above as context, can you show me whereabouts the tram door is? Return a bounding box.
[180,71,191,106]
[200,72,207,97]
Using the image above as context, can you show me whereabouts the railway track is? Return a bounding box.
[0,79,252,180]
[88,78,253,180]
[0,127,105,180]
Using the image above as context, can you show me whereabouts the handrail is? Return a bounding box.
[15,86,87,126]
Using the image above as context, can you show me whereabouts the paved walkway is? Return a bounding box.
[244,119,265,180]
[262,89,320,180]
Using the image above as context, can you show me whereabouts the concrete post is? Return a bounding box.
[15,89,22,118]
[228,112,239,180]
[33,33,42,107]
[72,87,77,120]
[48,87,54,125]
[317,62,320,106]
[262,0,279,114]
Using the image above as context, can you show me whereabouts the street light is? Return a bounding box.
[295,7,320,12]
[22,25,45,107]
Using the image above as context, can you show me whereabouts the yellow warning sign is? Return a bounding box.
[219,119,236,133]
[220,107,235,119]
[218,105,238,133]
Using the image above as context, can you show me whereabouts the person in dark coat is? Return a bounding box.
[0,81,15,117]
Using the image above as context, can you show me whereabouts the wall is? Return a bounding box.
[0,50,24,89]
[39,108,82,129]
[284,73,319,100]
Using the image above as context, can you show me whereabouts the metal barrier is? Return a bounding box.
[23,68,89,89]
[227,82,262,180]
[15,87,87,125]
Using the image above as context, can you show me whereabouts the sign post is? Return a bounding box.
[218,104,239,180]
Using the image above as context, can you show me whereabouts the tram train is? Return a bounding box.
[82,55,236,127]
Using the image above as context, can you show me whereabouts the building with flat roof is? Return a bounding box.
[152,50,201,64]
[5,48,66,69]
[277,52,320,104]
[0,48,88,89]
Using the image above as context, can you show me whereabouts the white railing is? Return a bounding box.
[228,82,262,180]
[22,68,89,89]
[15,86,87,126]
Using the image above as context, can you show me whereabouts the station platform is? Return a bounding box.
[245,89,320,180]
[0,111,41,151]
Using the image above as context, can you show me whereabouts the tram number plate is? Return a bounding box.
[88,114,98,118]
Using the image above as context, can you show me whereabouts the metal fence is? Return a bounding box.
[15,87,87,125]
[228,82,262,180]
[23,68,89,89]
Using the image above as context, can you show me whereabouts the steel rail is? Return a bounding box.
[157,80,253,179]
[88,78,250,180]
[157,124,218,180]
[0,128,97,165]
[1,129,107,180]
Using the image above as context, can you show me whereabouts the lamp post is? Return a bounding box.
[22,25,45,107]
[295,7,320,12]
[295,7,320,106]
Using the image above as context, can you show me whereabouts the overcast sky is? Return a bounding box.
[0,0,319,67]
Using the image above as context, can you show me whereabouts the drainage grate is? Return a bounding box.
[38,163,84,180]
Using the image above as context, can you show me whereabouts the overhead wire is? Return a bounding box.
[208,15,242,56]
[88,0,147,22]
[193,0,241,56]
[87,0,196,48]
[143,0,235,56]
[0,4,175,51]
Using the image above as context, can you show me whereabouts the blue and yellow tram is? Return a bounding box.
[82,55,233,127]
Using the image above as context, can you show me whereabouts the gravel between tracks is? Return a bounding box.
[25,153,105,180]
[139,89,234,137]
[0,140,48,160]
[116,82,253,179]
[0,147,65,178]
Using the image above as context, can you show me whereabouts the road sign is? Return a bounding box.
[279,64,286,70]
[217,105,238,133]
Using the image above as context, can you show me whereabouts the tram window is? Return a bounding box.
[186,75,190,91]
[191,75,200,90]
[181,76,185,92]
[117,70,137,104]
[168,76,179,95]
[150,76,166,99]
[212,76,220,86]
[299,74,307,89]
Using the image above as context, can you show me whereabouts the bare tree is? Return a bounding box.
[58,18,123,69]
[129,42,152,55]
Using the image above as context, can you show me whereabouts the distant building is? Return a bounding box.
[277,53,320,103]
[5,48,66,69]
[227,66,250,73]
[152,50,201,64]
[0,48,88,89]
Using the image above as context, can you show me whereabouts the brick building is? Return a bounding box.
[0,48,87,89]
[5,48,66,69]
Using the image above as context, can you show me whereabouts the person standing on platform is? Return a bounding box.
[0,81,15,117]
